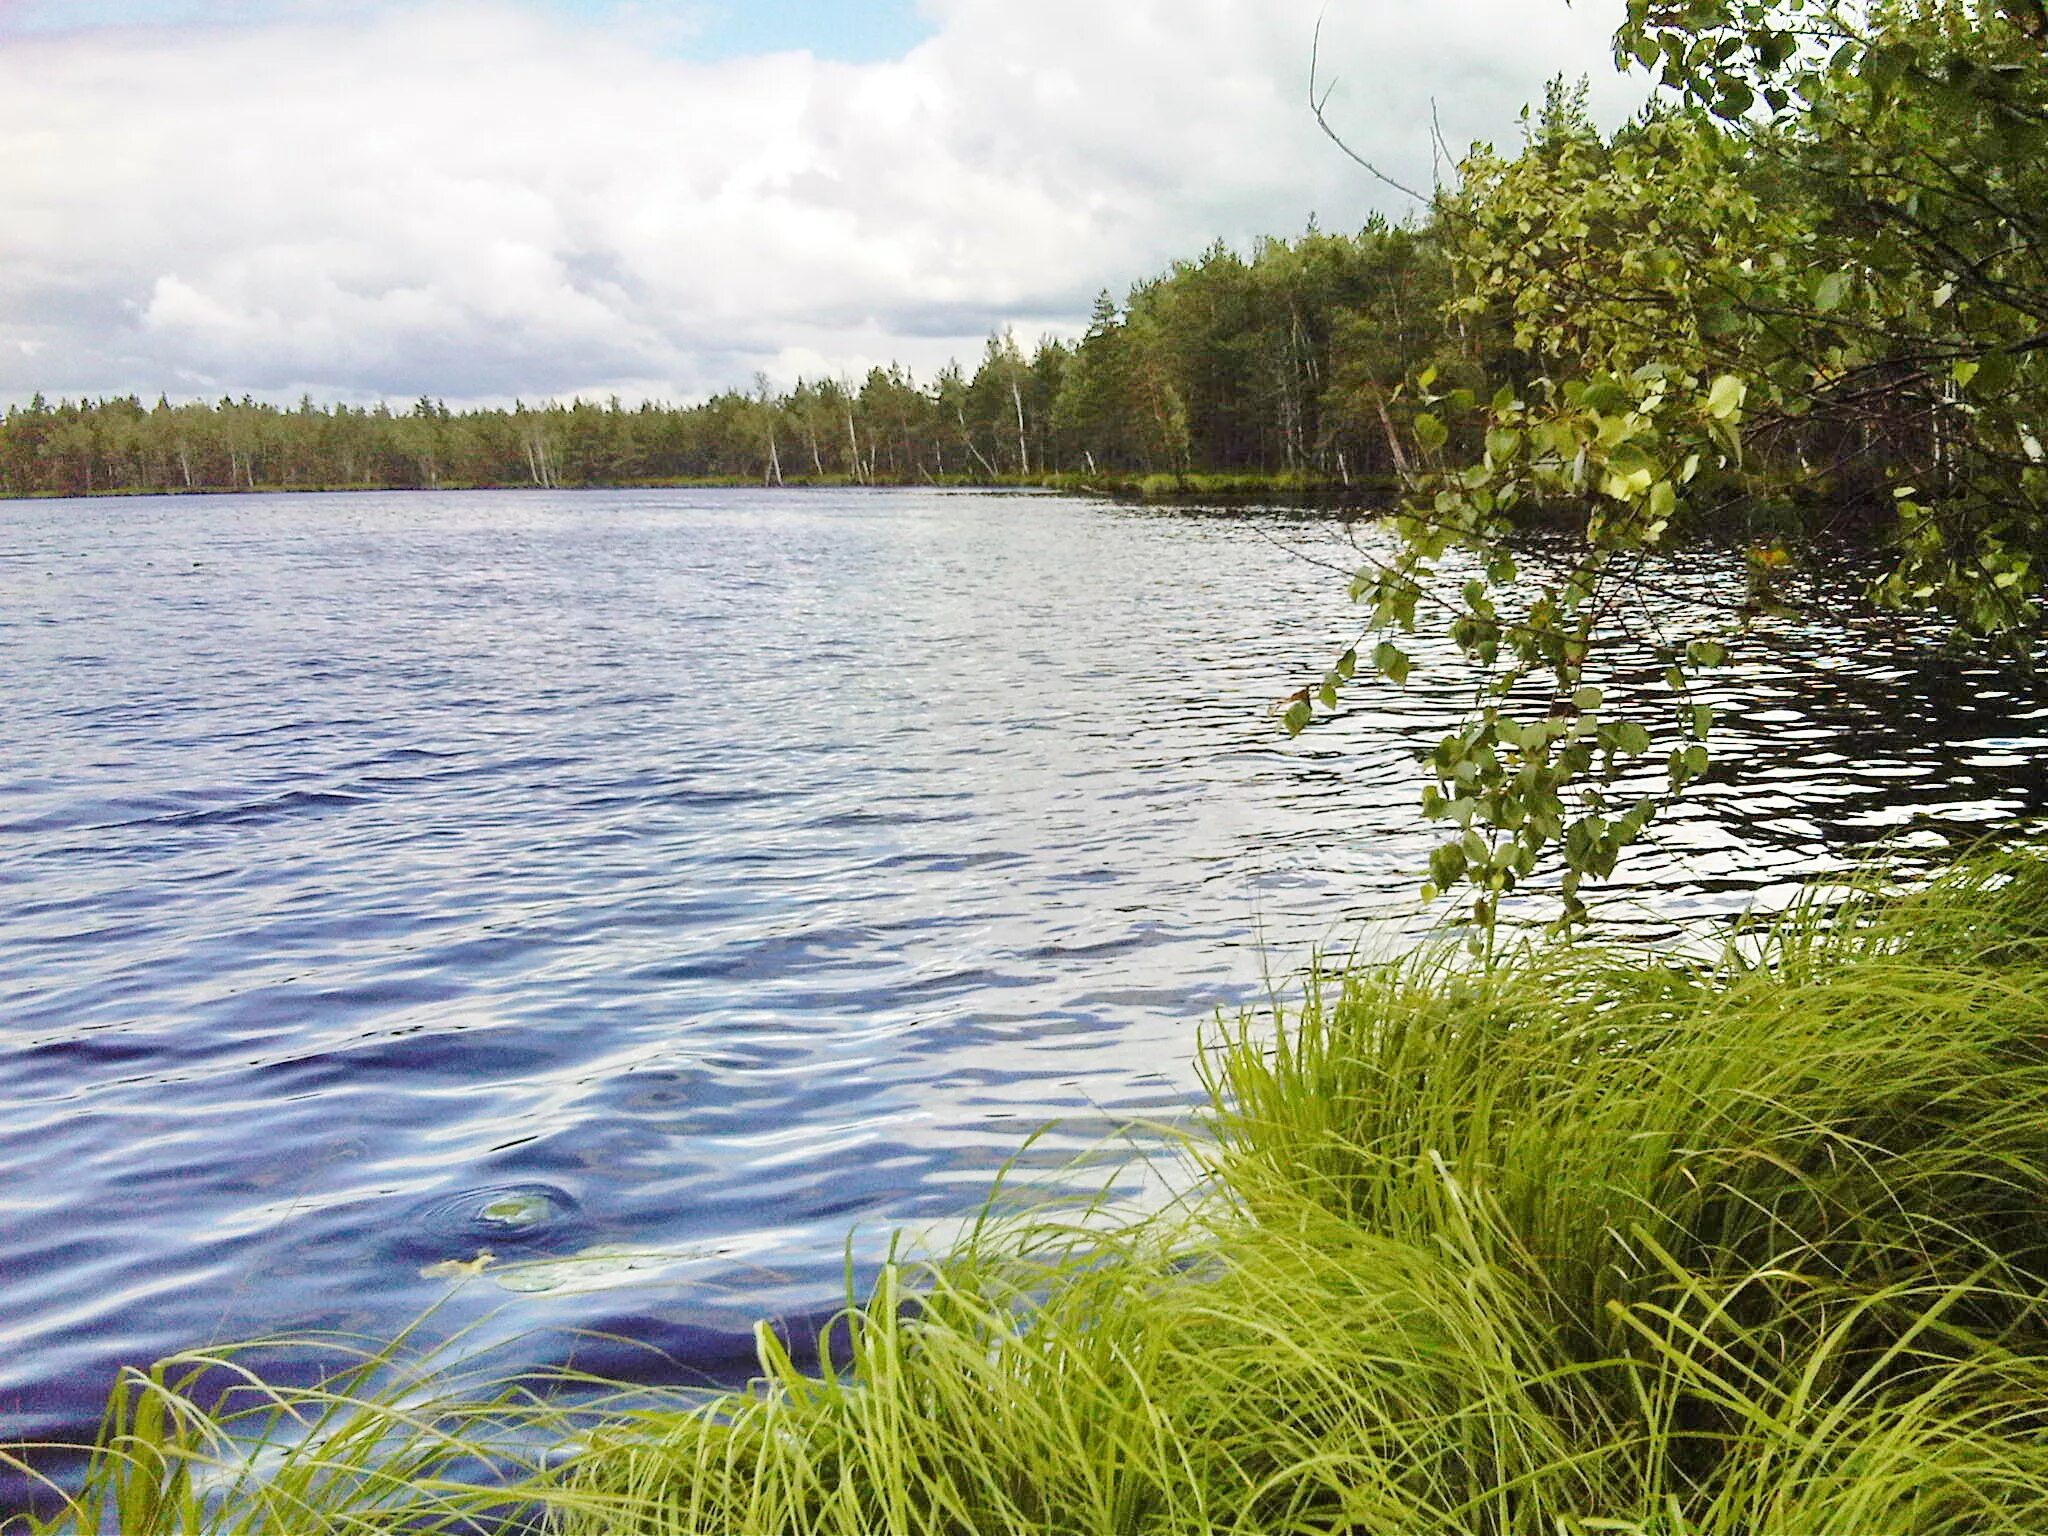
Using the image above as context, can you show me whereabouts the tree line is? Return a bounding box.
[0,219,1453,499]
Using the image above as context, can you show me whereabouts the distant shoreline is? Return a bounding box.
[0,470,1394,506]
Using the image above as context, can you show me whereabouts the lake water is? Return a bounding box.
[4,488,2047,1479]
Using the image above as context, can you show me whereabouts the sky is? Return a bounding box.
[0,0,1640,407]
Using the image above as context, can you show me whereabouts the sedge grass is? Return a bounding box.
[15,849,2048,1533]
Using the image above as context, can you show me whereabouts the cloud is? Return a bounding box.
[0,0,1638,405]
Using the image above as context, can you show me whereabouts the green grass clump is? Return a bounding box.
[18,850,2048,1533]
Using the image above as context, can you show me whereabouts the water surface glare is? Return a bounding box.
[3,488,2046,1462]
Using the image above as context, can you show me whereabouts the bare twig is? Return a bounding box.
[1310,15,1439,208]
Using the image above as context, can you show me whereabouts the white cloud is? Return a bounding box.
[0,0,1638,405]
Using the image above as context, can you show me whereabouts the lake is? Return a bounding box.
[3,487,2046,1474]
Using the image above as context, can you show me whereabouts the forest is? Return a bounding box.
[0,220,1448,497]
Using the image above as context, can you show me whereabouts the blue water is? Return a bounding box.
[3,488,2046,1474]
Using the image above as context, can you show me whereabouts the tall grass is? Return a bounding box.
[16,850,2048,1533]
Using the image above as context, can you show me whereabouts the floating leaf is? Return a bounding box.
[421,1250,496,1282]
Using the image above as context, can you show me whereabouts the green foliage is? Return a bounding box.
[28,848,2048,1534]
[1307,3,2048,934]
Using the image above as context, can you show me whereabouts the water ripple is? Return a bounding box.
[2,487,2046,1489]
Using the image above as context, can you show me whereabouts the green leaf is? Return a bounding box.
[1282,700,1312,737]
[1713,81,1755,120]
[1606,442,1654,478]
[1603,464,1655,502]
[1373,641,1412,686]
[1700,303,1743,338]
[1813,271,1850,313]
[1685,639,1728,668]
[1413,413,1449,452]
[1706,375,1747,421]
[1582,380,1628,416]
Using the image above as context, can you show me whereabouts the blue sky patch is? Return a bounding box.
[555,0,933,61]
[0,0,936,62]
